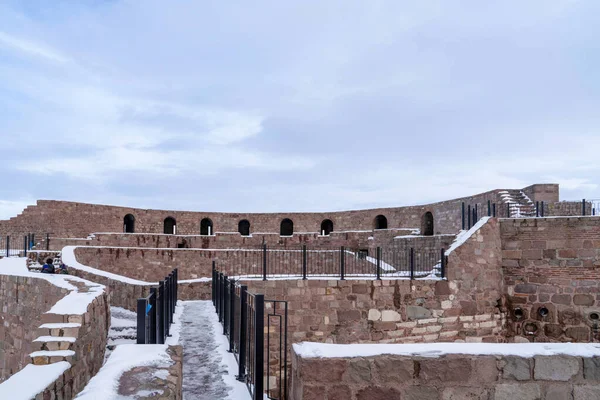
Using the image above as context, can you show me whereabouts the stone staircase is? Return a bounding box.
[30,317,81,366]
[498,190,537,218]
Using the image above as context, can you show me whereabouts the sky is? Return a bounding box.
[0,0,599,219]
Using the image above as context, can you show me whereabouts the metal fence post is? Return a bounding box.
[237,285,248,381]
[23,235,27,257]
[158,281,165,344]
[6,236,9,257]
[541,201,545,217]
[376,247,381,280]
[46,233,49,251]
[31,233,35,249]
[487,200,491,217]
[507,202,511,218]
[212,262,216,305]
[583,199,586,216]
[536,201,540,217]
[165,278,171,338]
[218,273,224,322]
[262,244,267,281]
[440,248,446,279]
[410,247,415,280]
[229,279,235,352]
[461,202,465,230]
[223,275,229,335]
[467,205,471,229]
[493,203,496,217]
[475,204,478,222]
[254,294,265,400]
[136,298,148,344]
[150,288,157,344]
[340,246,345,280]
[302,245,307,280]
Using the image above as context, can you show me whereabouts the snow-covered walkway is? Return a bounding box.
[179,301,249,400]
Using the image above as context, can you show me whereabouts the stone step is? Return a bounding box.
[30,350,75,365]
[37,322,81,338]
[33,336,76,352]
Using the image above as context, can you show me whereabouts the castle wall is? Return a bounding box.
[291,344,600,400]
[501,217,600,343]
[0,275,68,382]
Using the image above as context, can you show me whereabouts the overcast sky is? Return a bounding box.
[0,0,598,219]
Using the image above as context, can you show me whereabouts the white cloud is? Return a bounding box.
[0,31,69,63]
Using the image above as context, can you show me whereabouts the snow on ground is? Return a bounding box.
[76,344,174,399]
[294,342,600,359]
[0,362,71,400]
[179,301,250,400]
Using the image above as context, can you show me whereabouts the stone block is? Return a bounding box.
[374,357,414,382]
[583,357,600,380]
[574,385,600,400]
[406,306,432,320]
[419,357,471,382]
[502,357,532,381]
[494,383,541,400]
[356,386,402,400]
[368,309,381,321]
[573,294,595,306]
[566,327,591,342]
[442,387,489,400]
[381,310,402,322]
[534,356,580,381]
[551,294,572,305]
[545,384,574,400]
[344,358,371,383]
[403,386,439,400]
[326,385,352,400]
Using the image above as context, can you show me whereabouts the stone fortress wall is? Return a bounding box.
[0,184,563,244]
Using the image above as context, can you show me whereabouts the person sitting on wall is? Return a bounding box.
[40,258,55,274]
[57,262,69,274]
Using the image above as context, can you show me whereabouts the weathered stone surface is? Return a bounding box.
[551,294,572,305]
[583,357,600,380]
[345,358,372,383]
[565,327,590,342]
[419,357,471,382]
[574,385,600,400]
[534,356,580,381]
[356,386,402,400]
[374,357,414,382]
[326,385,352,400]
[381,310,402,322]
[404,386,440,400]
[442,387,489,400]
[368,309,381,321]
[406,306,432,320]
[301,359,347,383]
[515,284,537,294]
[494,383,541,400]
[545,384,573,400]
[502,357,531,381]
[573,294,595,306]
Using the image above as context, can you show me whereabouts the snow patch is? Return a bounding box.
[0,362,71,400]
[445,217,490,256]
[293,342,600,359]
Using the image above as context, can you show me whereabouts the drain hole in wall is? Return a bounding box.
[590,312,600,321]
[514,308,524,320]
[538,307,549,318]
[524,322,538,335]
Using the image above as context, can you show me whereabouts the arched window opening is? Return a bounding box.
[238,220,250,236]
[374,215,388,230]
[280,218,294,236]
[422,212,434,236]
[164,217,176,235]
[320,219,333,236]
[200,218,213,235]
[123,214,135,233]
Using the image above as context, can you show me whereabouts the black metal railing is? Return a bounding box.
[213,268,288,400]
[0,234,38,257]
[209,245,447,280]
[137,268,178,344]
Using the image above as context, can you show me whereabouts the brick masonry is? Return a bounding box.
[291,350,600,400]
[501,217,600,343]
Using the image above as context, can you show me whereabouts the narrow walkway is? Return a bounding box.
[179,301,249,400]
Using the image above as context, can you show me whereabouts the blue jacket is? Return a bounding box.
[41,263,55,274]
